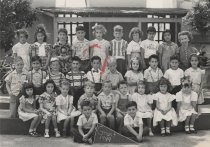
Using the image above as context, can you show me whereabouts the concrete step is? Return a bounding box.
[0,95,9,109]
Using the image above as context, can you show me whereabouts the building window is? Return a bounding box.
[147,15,171,43]
[58,14,83,44]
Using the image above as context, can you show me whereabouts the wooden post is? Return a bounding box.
[53,16,58,43]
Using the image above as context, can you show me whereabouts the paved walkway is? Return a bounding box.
[0,130,210,147]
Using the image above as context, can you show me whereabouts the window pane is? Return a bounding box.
[58,14,64,17]
[166,23,170,29]
[166,15,170,18]
[159,23,164,31]
[65,14,71,17]
[159,41,163,44]
[68,36,71,44]
[58,24,64,29]
[154,23,158,30]
[159,32,163,40]
[154,15,158,18]
[72,35,77,41]
[65,24,71,34]
[154,34,158,40]
[72,24,77,34]
[147,15,153,18]
[72,14,77,18]
[147,23,152,27]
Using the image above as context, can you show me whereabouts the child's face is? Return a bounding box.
[119,84,128,95]
[15,61,24,71]
[95,29,103,40]
[60,85,69,96]
[132,33,140,42]
[58,32,67,42]
[32,60,41,71]
[114,31,123,40]
[160,84,168,93]
[103,83,112,94]
[149,58,158,69]
[137,85,145,95]
[72,60,80,71]
[85,86,94,96]
[82,106,92,117]
[76,30,85,40]
[60,48,67,56]
[108,62,117,73]
[170,59,179,70]
[190,56,199,68]
[131,60,139,71]
[37,32,45,43]
[19,34,27,44]
[26,88,33,97]
[182,83,192,94]
[91,60,101,70]
[46,83,54,94]
[164,32,171,42]
[127,106,137,117]
[51,61,60,72]
[147,32,156,40]
[179,35,189,45]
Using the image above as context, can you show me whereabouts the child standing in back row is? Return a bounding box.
[110,25,128,76]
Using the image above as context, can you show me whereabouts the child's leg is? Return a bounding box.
[147,118,154,136]
[71,127,83,143]
[166,120,171,134]
[107,114,115,130]
[9,95,18,118]
[44,115,51,137]
[185,116,191,133]
[99,114,106,125]
[52,115,60,137]
[189,114,197,133]
[116,112,123,132]
[160,120,165,136]
[29,116,40,133]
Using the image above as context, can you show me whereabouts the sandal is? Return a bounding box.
[29,131,39,137]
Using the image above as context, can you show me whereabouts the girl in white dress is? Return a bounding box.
[55,80,79,137]
[176,77,198,134]
[185,54,205,104]
[125,58,144,94]
[18,83,42,137]
[90,24,110,74]
[39,79,60,138]
[153,77,178,136]
[130,81,154,136]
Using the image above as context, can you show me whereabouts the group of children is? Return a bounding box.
[5,23,206,143]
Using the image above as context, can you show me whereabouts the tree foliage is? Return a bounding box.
[0,0,38,51]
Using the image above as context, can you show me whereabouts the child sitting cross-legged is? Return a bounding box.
[97,80,115,130]
[121,101,143,142]
[72,100,98,144]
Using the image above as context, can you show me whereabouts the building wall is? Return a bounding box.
[30,0,56,8]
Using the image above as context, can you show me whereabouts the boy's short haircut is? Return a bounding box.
[31,55,42,63]
[126,101,137,109]
[107,56,117,65]
[118,80,127,88]
[72,56,81,63]
[60,79,70,88]
[84,81,95,89]
[129,27,143,39]
[113,25,123,32]
[14,56,23,63]
[91,56,101,63]
[80,100,92,109]
[148,54,159,62]
[170,55,180,62]
[16,29,29,39]
[102,80,112,87]
[58,28,68,35]
[50,57,59,63]
[147,26,156,33]
[76,25,85,32]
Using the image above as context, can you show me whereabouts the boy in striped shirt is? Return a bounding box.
[110,25,128,76]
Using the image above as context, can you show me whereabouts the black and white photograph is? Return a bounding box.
[0,0,210,146]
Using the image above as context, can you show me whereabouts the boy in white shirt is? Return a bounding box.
[141,26,159,68]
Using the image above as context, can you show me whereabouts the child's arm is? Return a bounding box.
[67,104,73,116]
[191,101,197,112]
[138,124,143,141]
[5,81,12,96]
[107,102,115,117]
[125,125,139,137]
[39,97,51,115]
[97,99,106,116]
[115,94,121,112]
[78,125,85,137]
[140,47,146,69]
[155,100,163,113]
[85,123,96,138]
[127,54,131,68]
[176,102,181,117]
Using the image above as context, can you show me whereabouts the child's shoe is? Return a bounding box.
[33,131,41,137]
[161,128,166,136]
[55,131,61,137]
[148,129,154,136]
[185,126,191,134]
[62,130,67,137]
[87,138,93,144]
[190,126,197,134]
[166,127,171,136]
[29,131,38,137]
[44,132,50,138]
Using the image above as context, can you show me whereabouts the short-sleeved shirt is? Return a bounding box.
[98,92,114,110]
[77,113,98,129]
[66,71,87,87]
[126,40,142,59]
[5,70,27,96]
[185,67,205,85]
[131,93,153,112]
[39,92,57,111]
[86,68,102,83]
[176,91,198,110]
[153,92,175,111]
[27,69,47,88]
[110,39,127,59]
[140,39,159,59]
[179,45,198,70]
[144,67,163,82]
[102,70,124,89]
[125,70,144,84]
[55,94,73,113]
[46,72,65,87]
[164,68,184,86]
[124,112,143,127]
[12,42,30,71]
[77,93,98,110]
[72,38,90,60]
